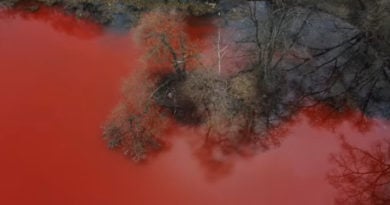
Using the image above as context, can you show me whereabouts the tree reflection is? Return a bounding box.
[328,136,390,205]
[192,121,290,178]
[99,1,390,179]
[0,3,102,39]
[303,104,375,133]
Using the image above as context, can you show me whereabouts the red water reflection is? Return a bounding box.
[0,7,389,205]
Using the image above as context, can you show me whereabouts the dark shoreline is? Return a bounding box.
[1,0,220,29]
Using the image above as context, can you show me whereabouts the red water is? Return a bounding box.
[0,7,389,205]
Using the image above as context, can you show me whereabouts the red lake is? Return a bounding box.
[0,6,388,205]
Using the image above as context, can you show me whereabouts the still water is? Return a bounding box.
[0,6,388,205]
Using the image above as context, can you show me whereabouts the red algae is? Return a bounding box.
[0,7,389,205]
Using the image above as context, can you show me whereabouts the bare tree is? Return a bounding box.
[246,1,292,84]
[328,136,390,205]
[135,9,198,75]
[102,69,169,162]
[215,12,229,74]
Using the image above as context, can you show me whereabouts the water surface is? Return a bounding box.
[0,7,388,205]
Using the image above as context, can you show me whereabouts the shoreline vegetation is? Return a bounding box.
[0,0,219,28]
